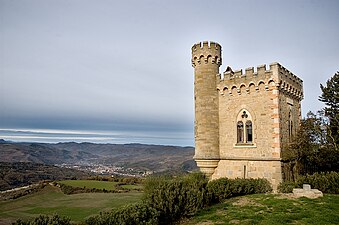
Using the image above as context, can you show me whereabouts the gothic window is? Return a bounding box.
[236,110,254,144]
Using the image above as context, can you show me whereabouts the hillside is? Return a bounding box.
[0,162,90,191]
[0,141,197,176]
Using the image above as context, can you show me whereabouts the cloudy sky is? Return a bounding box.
[1,0,338,146]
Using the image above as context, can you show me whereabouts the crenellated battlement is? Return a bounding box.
[222,64,272,81]
[218,62,303,100]
[191,41,222,67]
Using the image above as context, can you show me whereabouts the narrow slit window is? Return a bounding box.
[288,111,293,141]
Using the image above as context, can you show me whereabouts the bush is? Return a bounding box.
[86,174,272,225]
[143,172,209,224]
[207,178,272,203]
[277,181,297,193]
[297,171,339,194]
[85,202,158,225]
[252,178,273,193]
[56,183,129,195]
[278,171,339,194]
[206,178,232,204]
[13,214,71,225]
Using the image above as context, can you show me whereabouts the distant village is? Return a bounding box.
[55,163,153,177]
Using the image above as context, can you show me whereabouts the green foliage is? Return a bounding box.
[278,171,339,194]
[0,183,46,201]
[207,178,272,204]
[86,173,273,225]
[13,214,71,225]
[283,111,339,180]
[277,181,297,193]
[319,71,339,149]
[57,182,131,195]
[0,162,89,191]
[252,178,273,193]
[297,171,339,194]
[143,172,209,224]
[206,178,231,204]
[282,71,339,180]
[87,176,143,185]
[59,180,117,190]
[85,203,158,225]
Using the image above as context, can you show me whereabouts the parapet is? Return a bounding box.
[222,64,272,81]
[191,41,222,67]
[218,62,303,100]
[272,62,303,89]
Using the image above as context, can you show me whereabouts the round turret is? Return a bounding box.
[191,41,222,68]
[191,41,222,178]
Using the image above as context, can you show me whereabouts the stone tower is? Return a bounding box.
[191,41,303,190]
[191,41,221,178]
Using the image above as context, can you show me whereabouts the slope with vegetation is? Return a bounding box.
[0,142,197,175]
[0,162,90,191]
[184,194,339,225]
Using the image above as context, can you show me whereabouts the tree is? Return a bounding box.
[282,72,339,181]
[319,71,339,150]
[282,111,339,181]
[282,112,326,180]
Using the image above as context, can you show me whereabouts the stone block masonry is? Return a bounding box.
[191,41,303,190]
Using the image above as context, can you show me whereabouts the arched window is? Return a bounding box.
[236,110,254,144]
[246,121,252,143]
[237,121,244,143]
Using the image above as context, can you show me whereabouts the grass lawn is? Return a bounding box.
[184,194,339,225]
[0,185,142,224]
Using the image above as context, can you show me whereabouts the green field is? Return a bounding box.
[0,185,142,224]
[184,194,339,225]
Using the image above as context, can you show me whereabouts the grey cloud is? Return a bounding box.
[1,0,339,145]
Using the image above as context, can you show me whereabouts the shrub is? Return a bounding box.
[278,171,339,194]
[86,174,272,225]
[252,178,273,193]
[297,171,339,194]
[13,214,71,225]
[56,183,129,195]
[206,178,232,204]
[277,181,297,193]
[143,172,209,224]
[207,178,272,203]
[85,202,158,225]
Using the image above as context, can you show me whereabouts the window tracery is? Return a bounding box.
[236,110,254,145]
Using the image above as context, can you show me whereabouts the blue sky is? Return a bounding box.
[1,0,338,146]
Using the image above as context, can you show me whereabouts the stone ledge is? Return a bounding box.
[293,184,323,199]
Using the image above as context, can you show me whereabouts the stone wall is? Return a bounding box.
[213,160,282,190]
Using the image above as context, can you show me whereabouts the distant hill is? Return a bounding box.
[0,162,90,191]
[0,142,96,164]
[0,141,197,173]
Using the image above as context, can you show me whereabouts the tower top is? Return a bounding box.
[191,41,222,67]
